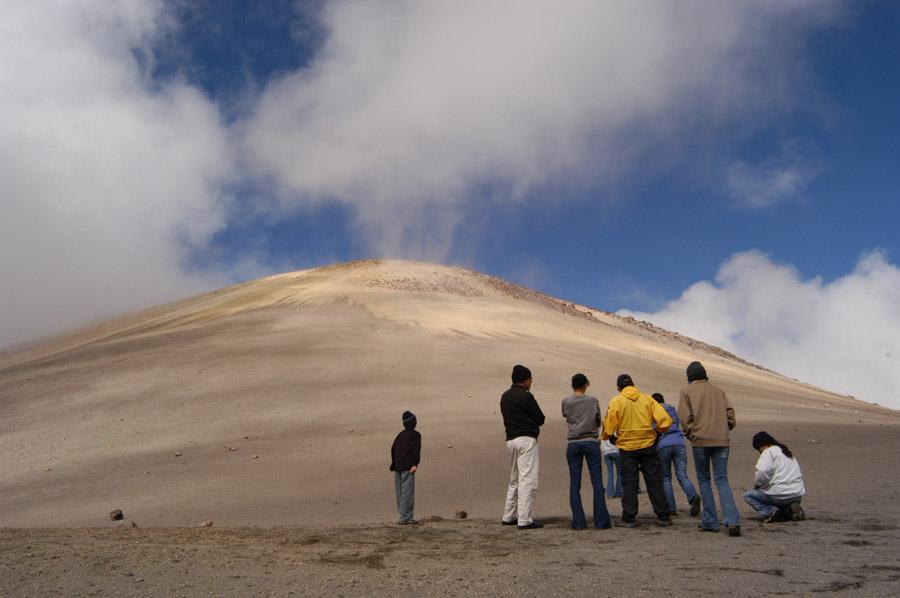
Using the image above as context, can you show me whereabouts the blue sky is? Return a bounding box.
[164,1,900,312]
[2,1,898,406]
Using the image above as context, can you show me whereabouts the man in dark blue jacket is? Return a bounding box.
[390,411,421,525]
[500,365,545,529]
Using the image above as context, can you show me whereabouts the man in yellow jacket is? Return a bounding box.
[601,374,674,527]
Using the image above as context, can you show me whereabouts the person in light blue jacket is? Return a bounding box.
[653,393,701,517]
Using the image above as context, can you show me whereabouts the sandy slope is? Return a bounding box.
[0,260,896,531]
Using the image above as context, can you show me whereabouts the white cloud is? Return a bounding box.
[0,1,234,347]
[622,251,900,409]
[0,1,852,347]
[245,0,844,253]
[726,141,820,207]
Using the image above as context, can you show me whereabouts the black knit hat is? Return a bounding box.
[571,373,589,389]
[652,393,665,404]
[402,411,417,429]
[511,364,532,384]
[616,374,634,390]
[686,361,708,383]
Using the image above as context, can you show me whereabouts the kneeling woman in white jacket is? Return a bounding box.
[743,431,806,522]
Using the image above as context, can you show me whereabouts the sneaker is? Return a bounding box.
[621,519,639,528]
[667,511,679,518]
[501,519,518,526]
[657,517,673,527]
[790,503,806,521]
[595,523,613,530]
[572,524,587,530]
[399,519,419,525]
[690,495,702,517]
[727,525,741,537]
[517,522,544,530]
[697,525,719,533]
[763,509,779,523]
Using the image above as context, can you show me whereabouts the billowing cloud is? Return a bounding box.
[245,0,844,253]
[0,1,233,346]
[622,251,900,409]
[0,1,851,347]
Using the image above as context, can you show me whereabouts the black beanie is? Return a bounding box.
[752,431,777,451]
[616,374,634,390]
[686,361,708,383]
[571,373,589,389]
[652,393,665,404]
[402,411,417,429]
[511,364,532,384]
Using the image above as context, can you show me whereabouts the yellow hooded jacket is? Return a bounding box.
[601,386,672,451]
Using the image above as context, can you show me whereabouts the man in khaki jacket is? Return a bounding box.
[677,361,741,536]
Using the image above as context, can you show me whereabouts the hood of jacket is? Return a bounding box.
[687,361,708,383]
[620,386,642,401]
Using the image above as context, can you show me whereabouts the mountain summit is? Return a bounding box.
[0,260,886,527]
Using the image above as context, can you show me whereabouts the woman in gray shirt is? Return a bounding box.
[561,374,612,529]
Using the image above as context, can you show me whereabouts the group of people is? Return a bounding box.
[499,361,807,534]
[388,360,806,532]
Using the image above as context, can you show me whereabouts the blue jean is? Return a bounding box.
[743,489,803,518]
[692,446,740,529]
[604,454,622,498]
[394,470,415,522]
[658,443,698,512]
[566,441,611,528]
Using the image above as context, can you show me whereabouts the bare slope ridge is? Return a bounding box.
[0,260,894,527]
[0,259,835,375]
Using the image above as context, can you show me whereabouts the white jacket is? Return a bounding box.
[754,445,805,499]
[600,438,619,456]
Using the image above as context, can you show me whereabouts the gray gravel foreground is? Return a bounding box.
[2,510,899,597]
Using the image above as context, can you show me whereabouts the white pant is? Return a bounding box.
[503,436,539,525]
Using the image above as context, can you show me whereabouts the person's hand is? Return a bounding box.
[410,465,417,474]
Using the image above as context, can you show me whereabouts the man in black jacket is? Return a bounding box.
[500,365,546,529]
[390,411,421,525]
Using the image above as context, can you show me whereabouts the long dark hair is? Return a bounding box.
[752,431,794,459]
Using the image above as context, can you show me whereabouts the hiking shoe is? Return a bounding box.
[727,525,741,537]
[517,522,544,530]
[697,525,719,533]
[501,519,518,526]
[657,517,673,527]
[690,495,702,517]
[790,503,806,521]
